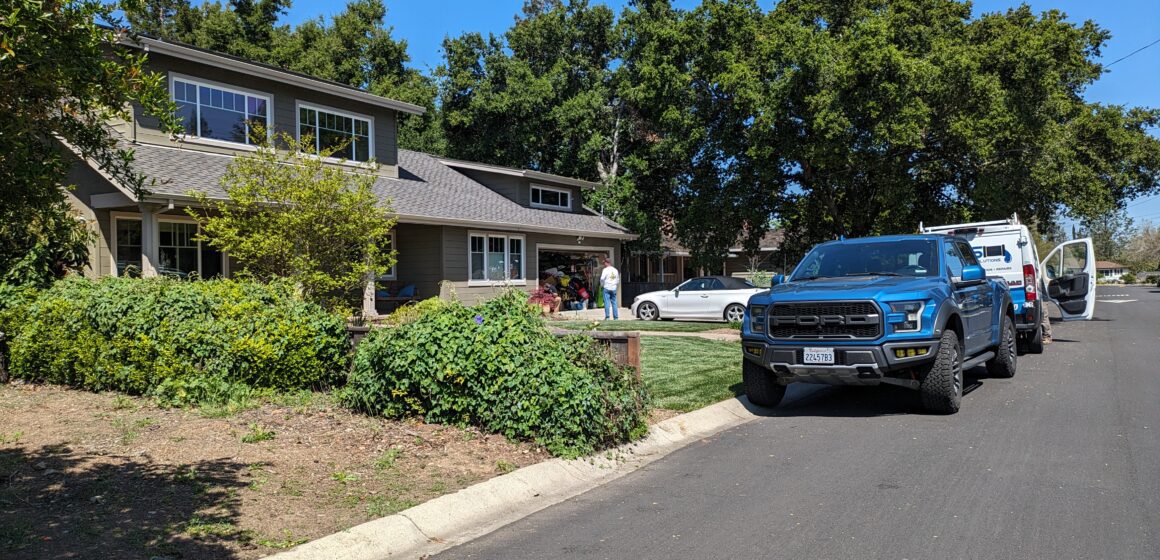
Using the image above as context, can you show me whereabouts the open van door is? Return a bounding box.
[1040,238,1096,321]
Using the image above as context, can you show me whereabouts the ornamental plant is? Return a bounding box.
[188,129,396,314]
[343,290,649,458]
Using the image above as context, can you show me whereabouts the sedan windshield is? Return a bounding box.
[792,239,939,280]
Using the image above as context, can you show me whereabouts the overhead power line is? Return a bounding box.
[1106,36,1160,68]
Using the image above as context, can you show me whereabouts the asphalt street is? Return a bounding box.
[434,285,1160,560]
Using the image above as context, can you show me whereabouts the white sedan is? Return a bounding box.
[630,276,766,322]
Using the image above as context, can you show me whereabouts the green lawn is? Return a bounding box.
[552,319,737,333]
[639,336,744,412]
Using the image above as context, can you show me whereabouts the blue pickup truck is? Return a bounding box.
[741,234,1016,414]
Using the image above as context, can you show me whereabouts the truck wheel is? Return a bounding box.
[1025,325,1044,354]
[743,359,786,408]
[987,316,1017,378]
[920,329,963,414]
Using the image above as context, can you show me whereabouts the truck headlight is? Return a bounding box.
[888,301,924,332]
[749,304,767,333]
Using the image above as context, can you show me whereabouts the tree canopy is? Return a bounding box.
[1,0,177,286]
[122,0,1160,266]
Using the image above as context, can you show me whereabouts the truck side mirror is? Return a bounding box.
[771,274,786,286]
[961,264,985,282]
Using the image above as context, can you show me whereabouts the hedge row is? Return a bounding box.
[4,277,349,403]
[343,291,649,458]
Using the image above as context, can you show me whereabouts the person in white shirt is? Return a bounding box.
[599,258,620,320]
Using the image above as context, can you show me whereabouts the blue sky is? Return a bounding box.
[282,0,1160,223]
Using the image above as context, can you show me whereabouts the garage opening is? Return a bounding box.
[537,246,611,311]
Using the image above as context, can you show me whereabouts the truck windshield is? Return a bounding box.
[792,239,940,280]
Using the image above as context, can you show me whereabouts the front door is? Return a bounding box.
[1041,238,1097,321]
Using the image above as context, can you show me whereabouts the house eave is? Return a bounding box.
[392,213,638,240]
[126,36,426,116]
[136,192,638,240]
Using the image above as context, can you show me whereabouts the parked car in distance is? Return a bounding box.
[631,276,765,322]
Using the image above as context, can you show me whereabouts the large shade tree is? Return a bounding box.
[749,0,1160,256]
[0,0,177,286]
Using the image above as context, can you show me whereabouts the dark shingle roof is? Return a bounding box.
[121,143,633,238]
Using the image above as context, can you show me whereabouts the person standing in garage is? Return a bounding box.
[600,257,620,320]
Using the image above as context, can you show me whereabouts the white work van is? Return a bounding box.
[921,214,1096,354]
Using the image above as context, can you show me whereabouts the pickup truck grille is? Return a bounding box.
[768,301,882,340]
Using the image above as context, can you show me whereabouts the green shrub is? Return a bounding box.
[343,290,649,458]
[0,283,39,335]
[1121,273,1137,285]
[1147,275,1159,286]
[7,276,349,400]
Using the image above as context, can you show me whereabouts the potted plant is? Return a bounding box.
[528,288,557,315]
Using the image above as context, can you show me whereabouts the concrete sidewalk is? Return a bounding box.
[554,306,633,320]
[267,396,771,560]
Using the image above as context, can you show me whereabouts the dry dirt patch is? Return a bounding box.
[0,382,550,559]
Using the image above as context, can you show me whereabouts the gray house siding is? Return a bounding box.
[393,223,443,299]
[129,52,399,174]
[64,164,122,279]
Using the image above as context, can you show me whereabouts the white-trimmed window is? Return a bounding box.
[378,231,397,281]
[298,103,373,162]
[530,184,572,210]
[113,216,225,279]
[469,233,524,284]
[172,76,270,145]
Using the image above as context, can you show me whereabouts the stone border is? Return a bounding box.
[267,396,770,560]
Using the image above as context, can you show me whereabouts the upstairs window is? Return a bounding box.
[531,185,572,210]
[172,77,270,145]
[298,104,372,162]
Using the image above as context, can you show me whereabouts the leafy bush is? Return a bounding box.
[1147,275,1159,286]
[1121,273,1137,285]
[344,291,649,458]
[0,283,39,335]
[7,276,349,401]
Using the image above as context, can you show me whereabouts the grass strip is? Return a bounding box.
[639,336,743,412]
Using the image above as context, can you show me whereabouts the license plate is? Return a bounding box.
[803,347,835,365]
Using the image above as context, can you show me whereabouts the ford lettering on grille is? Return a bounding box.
[769,302,882,339]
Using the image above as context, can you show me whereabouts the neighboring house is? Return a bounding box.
[621,230,783,302]
[1096,260,1127,282]
[63,35,633,311]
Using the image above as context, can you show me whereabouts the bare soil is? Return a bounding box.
[0,382,552,559]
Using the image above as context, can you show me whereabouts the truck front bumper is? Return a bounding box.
[742,339,942,389]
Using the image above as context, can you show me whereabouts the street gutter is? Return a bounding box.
[267,394,782,560]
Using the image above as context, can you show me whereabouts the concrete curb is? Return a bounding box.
[267,396,764,560]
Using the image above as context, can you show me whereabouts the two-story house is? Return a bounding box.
[63,36,634,311]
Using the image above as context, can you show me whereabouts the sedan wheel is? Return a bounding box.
[637,301,660,321]
[724,303,745,323]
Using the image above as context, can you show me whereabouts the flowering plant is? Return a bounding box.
[527,288,557,305]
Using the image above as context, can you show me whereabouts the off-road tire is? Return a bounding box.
[637,301,660,321]
[920,329,963,414]
[987,316,1017,378]
[743,359,786,408]
[724,303,746,323]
